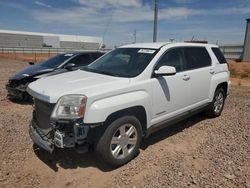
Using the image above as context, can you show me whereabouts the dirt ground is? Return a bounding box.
[0,59,250,188]
[227,60,250,87]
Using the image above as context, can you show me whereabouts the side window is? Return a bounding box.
[212,48,227,64]
[68,54,91,67]
[92,53,104,60]
[183,47,211,70]
[155,48,183,72]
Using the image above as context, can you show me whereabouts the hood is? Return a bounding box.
[27,70,130,103]
[10,64,54,80]
[45,68,69,77]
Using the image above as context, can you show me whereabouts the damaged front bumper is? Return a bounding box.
[6,82,29,99]
[29,118,105,154]
[29,122,54,153]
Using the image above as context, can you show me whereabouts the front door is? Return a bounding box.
[151,48,193,125]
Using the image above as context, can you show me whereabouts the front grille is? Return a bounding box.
[34,98,55,129]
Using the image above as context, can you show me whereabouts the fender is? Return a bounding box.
[84,90,151,127]
[209,71,229,101]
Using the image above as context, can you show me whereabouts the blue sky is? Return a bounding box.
[0,0,250,47]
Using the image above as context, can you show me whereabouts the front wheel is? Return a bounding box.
[206,88,225,117]
[96,116,143,167]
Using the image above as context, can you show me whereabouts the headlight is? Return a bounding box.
[51,95,87,119]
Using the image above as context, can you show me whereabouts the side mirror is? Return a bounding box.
[154,66,176,76]
[64,63,76,70]
[28,62,35,65]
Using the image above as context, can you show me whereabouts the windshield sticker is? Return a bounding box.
[138,49,156,54]
[64,53,74,56]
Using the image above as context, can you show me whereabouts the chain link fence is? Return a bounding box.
[0,47,110,62]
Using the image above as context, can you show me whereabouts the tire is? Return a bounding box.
[96,116,143,167]
[205,88,225,117]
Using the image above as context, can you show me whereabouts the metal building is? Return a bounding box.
[220,44,243,60]
[0,29,103,50]
[242,18,250,61]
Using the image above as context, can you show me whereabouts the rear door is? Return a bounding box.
[182,47,213,106]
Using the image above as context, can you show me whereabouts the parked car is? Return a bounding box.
[6,51,105,101]
[27,42,229,166]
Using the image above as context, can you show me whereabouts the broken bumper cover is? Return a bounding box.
[29,122,54,153]
[29,118,105,153]
[6,84,25,98]
[6,83,29,99]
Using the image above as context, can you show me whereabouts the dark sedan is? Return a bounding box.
[6,51,105,101]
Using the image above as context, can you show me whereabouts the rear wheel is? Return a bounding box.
[206,88,225,117]
[96,116,142,167]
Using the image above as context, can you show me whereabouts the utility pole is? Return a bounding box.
[133,30,137,43]
[153,0,158,42]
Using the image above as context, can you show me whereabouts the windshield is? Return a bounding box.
[83,48,158,77]
[40,53,74,68]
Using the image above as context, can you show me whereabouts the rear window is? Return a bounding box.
[212,48,227,64]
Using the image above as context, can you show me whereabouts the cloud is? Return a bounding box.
[212,7,250,15]
[33,0,250,25]
[35,1,52,8]
[78,0,142,8]
[33,5,202,25]
[0,1,25,9]
[31,1,249,47]
[172,0,197,3]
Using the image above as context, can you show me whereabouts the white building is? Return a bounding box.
[0,29,103,49]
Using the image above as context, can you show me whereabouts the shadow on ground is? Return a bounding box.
[8,97,33,105]
[33,146,116,172]
[33,112,207,172]
[141,112,207,150]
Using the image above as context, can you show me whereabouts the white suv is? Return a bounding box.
[28,42,230,166]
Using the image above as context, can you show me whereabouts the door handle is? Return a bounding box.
[183,74,190,81]
[209,68,215,74]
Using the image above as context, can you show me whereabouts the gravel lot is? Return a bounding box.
[0,58,249,188]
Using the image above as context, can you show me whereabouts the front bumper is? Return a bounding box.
[29,122,54,153]
[29,118,105,153]
[6,84,26,98]
[6,82,30,100]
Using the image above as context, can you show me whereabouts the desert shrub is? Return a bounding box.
[240,72,249,79]
[230,69,237,77]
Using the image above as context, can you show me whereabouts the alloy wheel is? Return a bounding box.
[110,123,138,159]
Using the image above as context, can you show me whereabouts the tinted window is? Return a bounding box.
[212,48,227,64]
[84,48,157,77]
[183,47,211,70]
[40,54,73,68]
[155,48,183,72]
[92,53,104,60]
[69,54,91,67]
